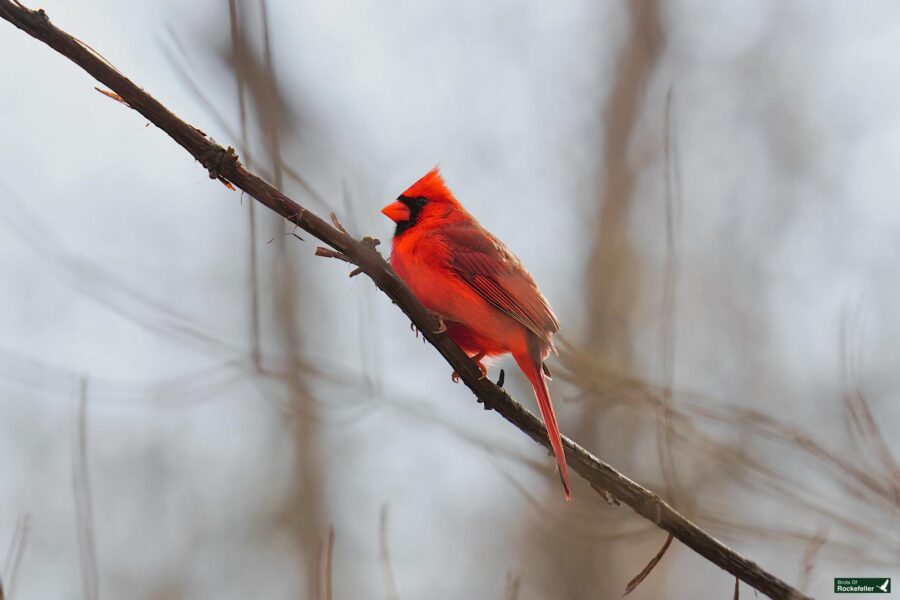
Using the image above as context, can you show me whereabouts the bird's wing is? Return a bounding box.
[447,225,560,341]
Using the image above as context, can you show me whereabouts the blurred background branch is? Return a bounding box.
[1,515,29,600]
[73,378,98,600]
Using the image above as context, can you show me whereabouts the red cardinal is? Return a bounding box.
[381,167,570,499]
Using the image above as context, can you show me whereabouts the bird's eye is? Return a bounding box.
[415,197,428,208]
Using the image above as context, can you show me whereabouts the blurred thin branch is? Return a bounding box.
[841,302,900,501]
[585,0,662,360]
[657,84,683,507]
[324,525,335,600]
[228,0,262,372]
[160,25,326,207]
[2,514,30,600]
[0,3,812,598]
[0,185,242,358]
[73,378,99,600]
[224,3,330,593]
[549,1,665,595]
[309,524,335,600]
[797,527,826,593]
[379,505,400,600]
[504,571,520,600]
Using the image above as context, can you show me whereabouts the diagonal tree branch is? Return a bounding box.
[0,3,811,599]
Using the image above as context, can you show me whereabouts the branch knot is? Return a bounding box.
[201,145,238,181]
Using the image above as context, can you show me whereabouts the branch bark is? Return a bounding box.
[0,3,810,599]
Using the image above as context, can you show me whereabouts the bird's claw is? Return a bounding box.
[410,322,419,338]
[431,315,447,334]
[475,362,487,380]
[452,355,487,383]
[361,236,381,249]
[496,369,505,388]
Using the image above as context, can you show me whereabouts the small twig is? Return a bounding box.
[734,577,740,600]
[94,86,128,106]
[623,532,674,596]
[315,246,362,278]
[330,211,348,235]
[266,231,304,245]
[314,246,352,263]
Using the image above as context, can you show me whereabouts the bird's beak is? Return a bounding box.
[381,200,410,223]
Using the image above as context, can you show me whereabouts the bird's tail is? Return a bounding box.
[515,352,571,500]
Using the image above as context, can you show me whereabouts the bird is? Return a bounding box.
[381,167,571,499]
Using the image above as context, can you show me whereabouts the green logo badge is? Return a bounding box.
[834,578,891,593]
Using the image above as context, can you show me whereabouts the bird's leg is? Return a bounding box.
[451,352,487,383]
[496,369,505,388]
[472,353,487,379]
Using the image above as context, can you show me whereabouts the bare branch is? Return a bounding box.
[0,3,811,598]
[73,377,99,600]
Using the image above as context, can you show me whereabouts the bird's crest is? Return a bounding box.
[401,166,457,204]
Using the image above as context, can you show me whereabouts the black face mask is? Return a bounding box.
[393,195,428,236]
